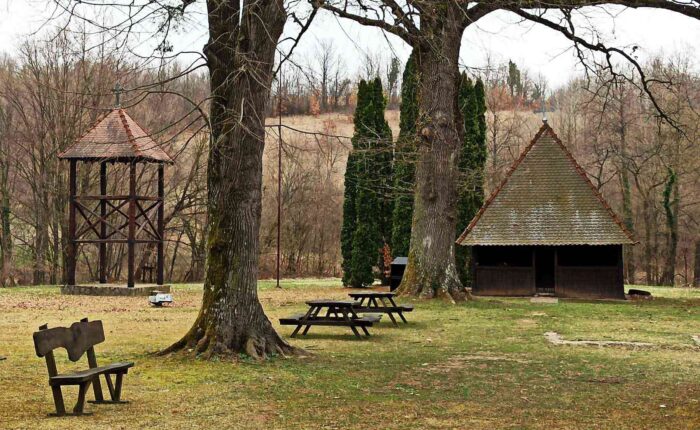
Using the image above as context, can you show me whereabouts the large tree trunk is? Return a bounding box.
[397,6,468,302]
[163,0,301,359]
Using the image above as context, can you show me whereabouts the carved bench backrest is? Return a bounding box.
[33,320,105,363]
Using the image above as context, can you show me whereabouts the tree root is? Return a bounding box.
[397,262,469,303]
[157,318,307,361]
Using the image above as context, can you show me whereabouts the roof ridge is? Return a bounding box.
[121,110,174,163]
[117,108,142,158]
[456,122,550,245]
[541,126,637,244]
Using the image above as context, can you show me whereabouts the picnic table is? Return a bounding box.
[347,291,413,326]
[279,300,380,339]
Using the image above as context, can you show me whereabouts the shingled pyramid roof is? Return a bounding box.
[59,108,172,163]
[457,122,635,246]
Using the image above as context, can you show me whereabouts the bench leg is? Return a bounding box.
[50,386,66,416]
[73,381,91,415]
[398,311,408,324]
[105,374,116,399]
[113,373,124,402]
[91,374,105,403]
[89,373,129,404]
[349,325,362,338]
[387,312,398,326]
[290,324,303,338]
[360,325,370,336]
[302,323,313,336]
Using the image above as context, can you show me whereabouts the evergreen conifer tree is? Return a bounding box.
[341,81,369,285]
[343,78,393,287]
[391,53,419,257]
[370,78,394,281]
[456,74,487,286]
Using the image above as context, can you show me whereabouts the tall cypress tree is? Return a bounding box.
[342,81,370,286]
[391,53,419,257]
[370,78,394,282]
[370,78,394,246]
[343,78,392,287]
[456,74,487,286]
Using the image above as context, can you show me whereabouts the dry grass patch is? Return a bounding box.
[0,281,699,429]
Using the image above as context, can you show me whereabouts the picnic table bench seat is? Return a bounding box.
[280,314,381,326]
[352,304,414,313]
[32,318,134,416]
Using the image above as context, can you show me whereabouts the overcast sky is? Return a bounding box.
[1,1,699,89]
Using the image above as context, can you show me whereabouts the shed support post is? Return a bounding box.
[157,164,164,286]
[99,162,107,284]
[127,162,136,288]
[66,160,77,286]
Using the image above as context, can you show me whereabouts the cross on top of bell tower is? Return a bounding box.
[112,83,123,108]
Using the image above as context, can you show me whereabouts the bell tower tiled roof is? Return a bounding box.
[59,109,172,163]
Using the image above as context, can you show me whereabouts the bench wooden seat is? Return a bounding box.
[49,362,134,386]
[353,305,414,314]
[33,318,135,416]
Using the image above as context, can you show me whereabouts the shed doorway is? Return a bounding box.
[535,247,555,295]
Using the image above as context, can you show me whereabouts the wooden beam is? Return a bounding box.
[75,239,160,244]
[75,195,160,201]
[157,164,164,285]
[127,162,136,288]
[99,163,107,283]
[67,161,77,286]
[75,200,128,240]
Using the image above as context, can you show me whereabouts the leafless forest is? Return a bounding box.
[0,33,697,287]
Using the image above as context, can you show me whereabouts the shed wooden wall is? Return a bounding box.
[473,267,535,296]
[471,245,625,299]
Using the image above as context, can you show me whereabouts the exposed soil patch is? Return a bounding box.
[421,354,534,374]
[544,331,654,348]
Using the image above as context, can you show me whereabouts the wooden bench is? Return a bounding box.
[32,318,134,416]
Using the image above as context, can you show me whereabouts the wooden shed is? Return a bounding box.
[456,122,635,299]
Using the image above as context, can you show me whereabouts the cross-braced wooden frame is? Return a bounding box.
[66,160,165,288]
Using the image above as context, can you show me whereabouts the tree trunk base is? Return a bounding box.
[396,259,470,303]
[159,315,307,360]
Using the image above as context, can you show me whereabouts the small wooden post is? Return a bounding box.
[554,247,559,295]
[157,163,164,285]
[67,161,77,286]
[617,245,625,297]
[471,246,478,291]
[127,162,136,288]
[99,162,107,284]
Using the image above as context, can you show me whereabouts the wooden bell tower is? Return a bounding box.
[59,86,172,290]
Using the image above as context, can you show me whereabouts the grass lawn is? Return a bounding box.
[0,280,699,429]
